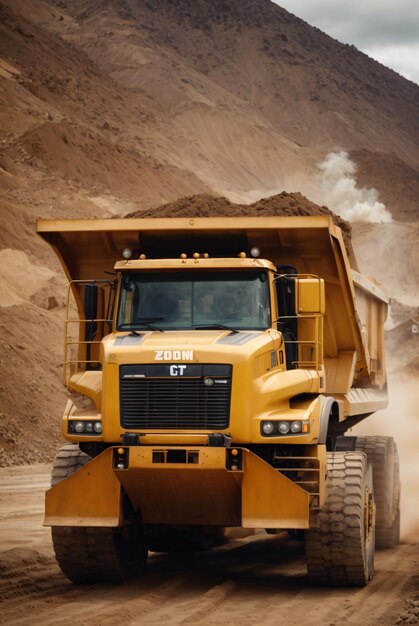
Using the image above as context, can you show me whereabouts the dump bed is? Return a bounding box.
[37,215,388,400]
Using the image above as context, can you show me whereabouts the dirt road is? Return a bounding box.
[0,464,418,626]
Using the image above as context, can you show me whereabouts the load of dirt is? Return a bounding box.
[126,191,352,249]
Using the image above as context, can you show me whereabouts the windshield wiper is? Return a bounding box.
[118,321,164,333]
[192,323,239,334]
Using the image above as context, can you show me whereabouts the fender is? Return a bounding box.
[318,395,337,444]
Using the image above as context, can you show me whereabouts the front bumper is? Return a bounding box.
[45,446,312,530]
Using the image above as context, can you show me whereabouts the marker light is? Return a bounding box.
[250,247,260,258]
[122,248,132,259]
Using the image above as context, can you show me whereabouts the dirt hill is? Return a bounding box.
[0,0,418,466]
[1,0,419,213]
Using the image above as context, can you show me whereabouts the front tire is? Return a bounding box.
[51,443,89,486]
[305,451,375,586]
[50,444,148,583]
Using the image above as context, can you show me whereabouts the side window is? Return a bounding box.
[119,276,136,325]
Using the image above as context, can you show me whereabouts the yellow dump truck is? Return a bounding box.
[37,215,400,586]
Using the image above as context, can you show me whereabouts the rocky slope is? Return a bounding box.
[0,0,417,465]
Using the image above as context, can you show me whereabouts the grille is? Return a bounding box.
[120,364,232,430]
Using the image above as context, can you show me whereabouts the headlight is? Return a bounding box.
[261,421,274,435]
[290,420,302,433]
[69,420,103,435]
[278,421,290,435]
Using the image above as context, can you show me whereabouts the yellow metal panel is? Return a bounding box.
[296,278,325,314]
[115,258,276,271]
[324,350,357,394]
[115,447,241,526]
[341,387,388,416]
[242,450,310,529]
[36,216,335,285]
[44,446,313,529]
[37,215,333,233]
[68,370,102,410]
[44,449,121,527]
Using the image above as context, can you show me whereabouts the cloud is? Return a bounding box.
[363,43,419,84]
[275,1,419,84]
[316,151,392,223]
[277,1,419,45]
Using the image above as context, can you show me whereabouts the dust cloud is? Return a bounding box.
[317,151,393,223]
[353,372,419,542]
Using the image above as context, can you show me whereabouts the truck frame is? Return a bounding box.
[37,215,400,586]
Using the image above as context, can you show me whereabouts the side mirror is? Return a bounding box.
[295,278,325,315]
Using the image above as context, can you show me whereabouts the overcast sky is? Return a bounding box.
[274,0,419,85]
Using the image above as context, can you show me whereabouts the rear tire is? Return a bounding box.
[50,444,147,583]
[355,436,400,549]
[305,451,375,586]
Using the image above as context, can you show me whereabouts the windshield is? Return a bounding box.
[117,270,271,331]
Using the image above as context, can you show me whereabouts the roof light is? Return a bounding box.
[250,247,260,258]
[239,252,247,258]
[122,248,132,259]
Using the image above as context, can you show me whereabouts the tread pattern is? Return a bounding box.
[355,436,400,548]
[305,451,375,587]
[51,444,90,487]
[50,444,147,583]
[51,526,146,583]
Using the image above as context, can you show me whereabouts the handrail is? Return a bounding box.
[274,273,324,374]
[63,279,115,386]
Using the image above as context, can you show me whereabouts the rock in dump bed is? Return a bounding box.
[125,192,351,249]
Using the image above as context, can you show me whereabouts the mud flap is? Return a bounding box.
[44,449,121,527]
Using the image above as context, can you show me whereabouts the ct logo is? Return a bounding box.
[169,365,187,376]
